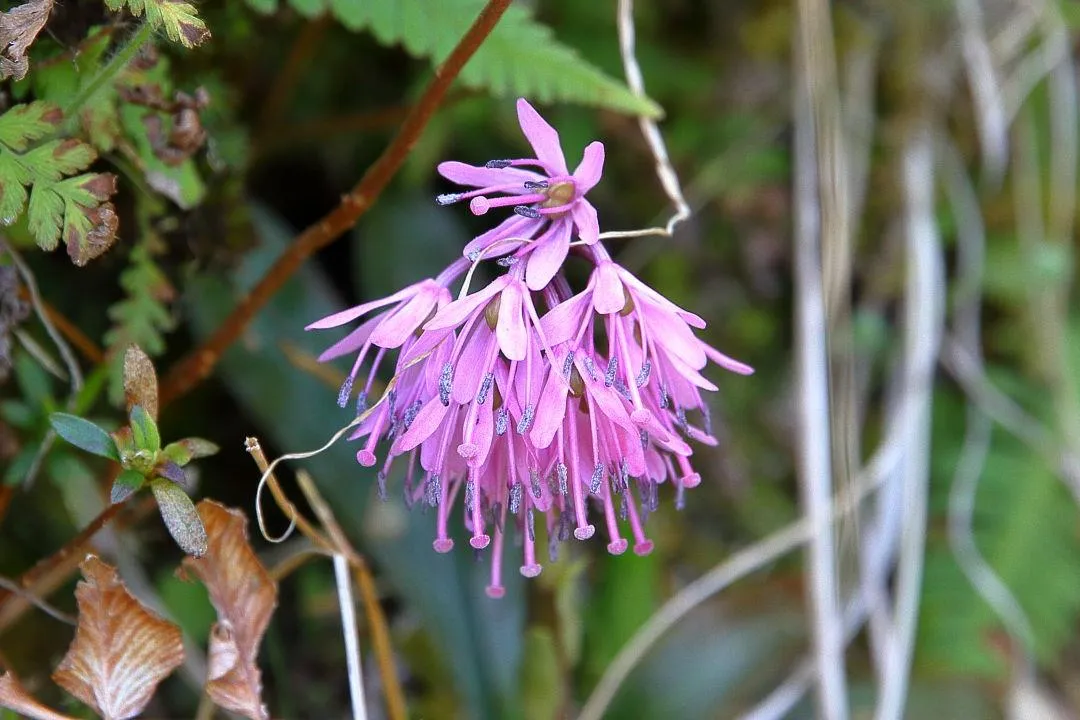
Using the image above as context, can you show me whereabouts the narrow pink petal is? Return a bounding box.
[497,281,527,361]
[305,280,426,329]
[392,395,449,454]
[516,98,568,175]
[667,352,719,391]
[370,286,439,348]
[452,324,493,404]
[572,141,605,193]
[530,368,570,449]
[316,316,379,361]
[703,344,754,375]
[400,326,454,368]
[592,262,625,315]
[461,215,536,260]
[540,290,591,346]
[425,276,509,331]
[616,267,707,329]
[642,304,708,369]
[464,404,495,468]
[571,200,599,245]
[525,221,570,291]
[438,161,540,188]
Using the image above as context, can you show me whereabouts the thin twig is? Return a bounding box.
[875,118,944,720]
[157,0,514,407]
[0,577,75,625]
[597,0,689,242]
[245,437,327,548]
[334,553,368,720]
[2,239,83,489]
[792,2,848,714]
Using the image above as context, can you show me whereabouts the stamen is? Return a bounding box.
[635,360,652,388]
[439,362,453,406]
[530,469,542,499]
[557,462,568,496]
[526,508,536,541]
[604,357,618,387]
[590,463,604,494]
[517,404,535,434]
[477,372,494,405]
[562,351,575,378]
[337,375,354,409]
[485,159,513,168]
[355,391,368,416]
[495,407,509,436]
[514,205,541,219]
[510,483,523,514]
[496,256,519,267]
[426,474,441,507]
[524,180,549,190]
[377,471,387,501]
[435,193,462,206]
[659,382,670,410]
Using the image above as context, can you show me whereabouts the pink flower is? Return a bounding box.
[436,98,604,291]
[307,99,753,599]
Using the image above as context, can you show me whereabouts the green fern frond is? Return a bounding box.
[104,0,210,47]
[244,0,661,118]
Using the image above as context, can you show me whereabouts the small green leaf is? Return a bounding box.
[150,478,208,557]
[111,468,145,504]
[154,459,186,485]
[129,404,160,452]
[112,426,135,456]
[162,437,219,466]
[104,0,211,47]
[49,412,120,460]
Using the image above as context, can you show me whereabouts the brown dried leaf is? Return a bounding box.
[122,343,158,420]
[182,501,276,720]
[0,672,77,720]
[0,0,52,81]
[52,555,184,720]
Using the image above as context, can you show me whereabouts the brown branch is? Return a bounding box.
[157,0,514,407]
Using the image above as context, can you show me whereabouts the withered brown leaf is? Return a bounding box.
[0,0,53,81]
[52,555,184,720]
[122,344,159,420]
[182,500,277,720]
[0,672,77,720]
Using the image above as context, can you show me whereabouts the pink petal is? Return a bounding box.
[667,352,719,391]
[317,315,380,362]
[516,98,568,176]
[571,200,599,245]
[592,262,626,315]
[703,344,754,375]
[305,280,427,330]
[400,326,454,369]
[530,368,570,449]
[425,276,509,331]
[461,215,537,260]
[572,141,605,193]
[392,395,449,454]
[616,267,707,329]
[497,281,527,361]
[540,290,591,347]
[452,324,493,404]
[438,161,540,188]
[464,404,495,468]
[370,286,439,348]
[641,304,708,369]
[525,221,570,291]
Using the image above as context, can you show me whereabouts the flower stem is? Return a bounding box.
[64,22,154,122]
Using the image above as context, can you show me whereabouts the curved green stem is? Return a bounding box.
[64,22,154,121]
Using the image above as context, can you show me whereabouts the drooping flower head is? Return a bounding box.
[307,98,752,598]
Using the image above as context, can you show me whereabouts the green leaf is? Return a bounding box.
[269,0,662,117]
[49,413,120,460]
[154,459,187,485]
[110,468,146,504]
[162,437,220,466]
[150,477,208,556]
[520,628,562,720]
[0,102,119,263]
[129,404,161,452]
[104,0,211,47]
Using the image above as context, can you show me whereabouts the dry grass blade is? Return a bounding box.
[52,555,184,720]
[0,672,77,720]
[182,500,277,720]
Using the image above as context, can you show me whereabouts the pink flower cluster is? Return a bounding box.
[308,99,752,598]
